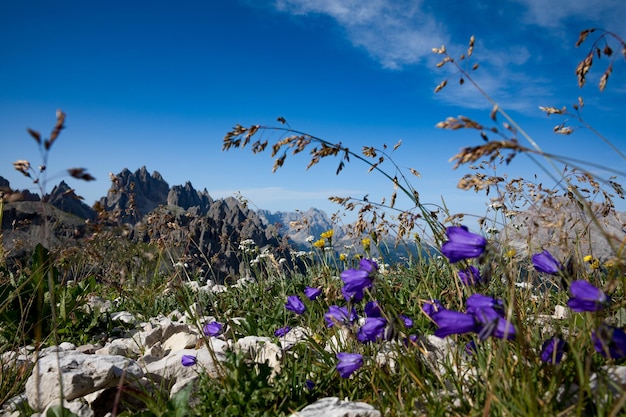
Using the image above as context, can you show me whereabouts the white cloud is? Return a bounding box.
[512,0,626,30]
[274,0,448,69]
[270,0,622,113]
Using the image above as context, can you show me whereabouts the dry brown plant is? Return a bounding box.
[433,31,626,269]
[13,110,95,200]
[224,121,446,249]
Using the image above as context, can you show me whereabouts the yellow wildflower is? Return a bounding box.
[321,229,334,240]
[590,259,600,270]
[362,237,371,251]
[313,238,326,249]
[339,253,347,262]
[583,255,593,263]
[505,249,516,258]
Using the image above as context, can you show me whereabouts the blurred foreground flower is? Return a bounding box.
[431,309,478,338]
[181,355,197,367]
[336,352,363,378]
[466,294,515,340]
[340,258,378,302]
[441,226,487,263]
[304,286,322,300]
[364,300,382,317]
[422,299,444,317]
[324,305,357,328]
[532,250,562,275]
[593,324,626,359]
[399,314,413,328]
[285,295,306,315]
[466,293,504,313]
[458,265,483,286]
[540,337,566,364]
[567,280,608,312]
[356,317,387,343]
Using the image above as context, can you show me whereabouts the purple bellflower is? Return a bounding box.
[285,295,306,315]
[423,299,445,317]
[441,226,487,263]
[540,337,566,364]
[466,294,515,340]
[472,306,516,340]
[358,258,378,273]
[399,314,413,328]
[593,324,626,359]
[532,250,562,275]
[324,305,357,328]
[465,340,477,355]
[364,301,382,317]
[458,265,483,286]
[203,321,224,337]
[404,334,419,346]
[340,259,378,302]
[341,272,372,302]
[336,352,364,378]
[181,355,197,367]
[274,326,291,337]
[567,280,608,312]
[356,317,387,343]
[305,379,315,390]
[431,309,479,338]
[466,294,505,315]
[304,286,322,300]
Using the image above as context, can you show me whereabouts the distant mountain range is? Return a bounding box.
[0,167,401,282]
[4,166,623,281]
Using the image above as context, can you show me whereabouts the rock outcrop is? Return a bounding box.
[2,168,294,282]
[133,196,289,281]
[47,180,96,220]
[167,182,212,215]
[99,166,170,223]
[1,201,89,260]
[0,175,39,203]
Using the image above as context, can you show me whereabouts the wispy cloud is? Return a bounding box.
[273,0,448,69]
[270,0,624,113]
[511,0,626,31]
[432,41,554,113]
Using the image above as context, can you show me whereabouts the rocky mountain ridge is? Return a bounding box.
[2,167,292,281]
[5,166,624,279]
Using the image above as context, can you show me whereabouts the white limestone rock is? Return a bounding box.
[278,326,310,350]
[289,397,381,417]
[163,332,198,353]
[144,341,228,386]
[42,398,94,417]
[25,351,143,411]
[110,311,137,324]
[234,336,282,375]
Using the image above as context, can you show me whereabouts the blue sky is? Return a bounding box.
[1,0,625,223]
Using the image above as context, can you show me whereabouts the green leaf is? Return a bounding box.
[46,405,79,417]
[168,384,192,417]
